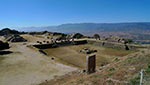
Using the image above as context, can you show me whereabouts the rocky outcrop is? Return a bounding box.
[0,28,20,36]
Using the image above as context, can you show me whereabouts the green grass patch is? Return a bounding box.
[109,67,115,71]
[114,58,120,62]
[106,79,113,83]
[107,72,114,77]
[146,64,150,74]
[129,75,140,85]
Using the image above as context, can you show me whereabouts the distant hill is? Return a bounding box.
[55,22,150,33]
[16,22,150,32]
[5,22,150,40]
[54,22,150,41]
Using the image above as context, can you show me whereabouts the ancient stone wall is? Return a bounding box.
[87,40,149,50]
[33,44,54,49]
[73,40,87,45]
[33,40,87,49]
[33,39,148,50]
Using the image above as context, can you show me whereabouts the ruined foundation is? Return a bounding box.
[87,40,149,50]
[33,40,87,49]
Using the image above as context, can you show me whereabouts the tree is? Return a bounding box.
[93,34,100,40]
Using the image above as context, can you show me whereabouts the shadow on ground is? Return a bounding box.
[0,51,13,55]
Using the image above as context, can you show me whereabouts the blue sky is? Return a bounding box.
[0,0,150,28]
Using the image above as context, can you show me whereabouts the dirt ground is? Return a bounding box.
[43,44,134,69]
[0,43,77,85]
[0,35,136,85]
[21,34,49,43]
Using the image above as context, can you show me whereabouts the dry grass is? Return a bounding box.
[101,48,134,57]
[21,34,49,43]
[40,49,150,85]
[43,44,133,69]
[0,55,5,64]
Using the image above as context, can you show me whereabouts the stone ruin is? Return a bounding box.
[79,48,97,54]
[36,41,43,44]
[50,33,82,43]
[4,34,27,42]
[50,35,72,44]
[42,40,50,44]
[86,54,96,74]
[47,33,83,45]
[102,36,129,44]
[37,41,40,43]
[46,41,49,44]
[36,40,51,45]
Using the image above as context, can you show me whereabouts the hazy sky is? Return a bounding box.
[0,0,150,28]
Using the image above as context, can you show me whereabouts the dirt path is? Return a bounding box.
[0,43,77,85]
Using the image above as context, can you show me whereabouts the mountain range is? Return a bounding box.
[16,22,150,32]
[13,22,150,41]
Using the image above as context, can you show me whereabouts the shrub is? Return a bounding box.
[146,64,150,74]
[130,76,140,85]
[109,67,115,71]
